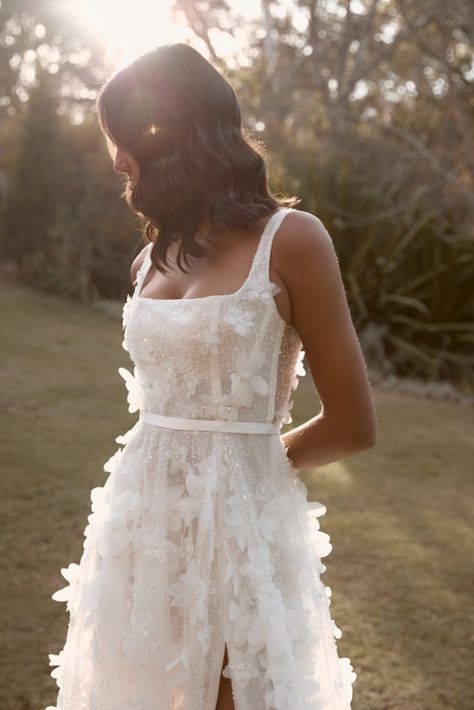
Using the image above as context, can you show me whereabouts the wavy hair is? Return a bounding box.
[96,42,299,274]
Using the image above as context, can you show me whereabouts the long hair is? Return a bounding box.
[96,42,299,274]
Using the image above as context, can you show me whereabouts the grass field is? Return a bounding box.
[1,281,473,710]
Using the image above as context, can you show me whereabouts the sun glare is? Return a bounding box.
[66,0,265,68]
[69,0,192,65]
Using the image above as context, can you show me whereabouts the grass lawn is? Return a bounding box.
[1,281,473,710]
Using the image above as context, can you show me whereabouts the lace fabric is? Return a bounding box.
[46,207,356,709]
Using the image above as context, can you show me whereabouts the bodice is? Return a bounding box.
[120,207,306,426]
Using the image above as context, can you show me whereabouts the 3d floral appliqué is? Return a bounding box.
[118,365,141,413]
[223,305,256,336]
[246,275,282,304]
[230,350,269,407]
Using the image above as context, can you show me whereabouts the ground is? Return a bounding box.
[0,281,473,710]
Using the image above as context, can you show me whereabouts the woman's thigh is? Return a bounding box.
[215,644,235,710]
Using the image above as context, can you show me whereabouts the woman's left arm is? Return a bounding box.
[276,210,378,470]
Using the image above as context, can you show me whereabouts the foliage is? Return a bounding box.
[281,122,474,386]
[0,69,63,273]
[0,69,139,301]
[0,0,473,384]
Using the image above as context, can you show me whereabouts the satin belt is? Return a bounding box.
[139,410,281,435]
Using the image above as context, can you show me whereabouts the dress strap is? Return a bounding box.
[133,243,153,293]
[250,207,292,289]
[134,208,292,297]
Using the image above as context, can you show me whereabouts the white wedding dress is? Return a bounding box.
[46,206,357,709]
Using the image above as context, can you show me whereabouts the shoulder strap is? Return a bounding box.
[134,242,153,290]
[251,207,292,285]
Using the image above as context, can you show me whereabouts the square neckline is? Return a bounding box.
[136,207,287,304]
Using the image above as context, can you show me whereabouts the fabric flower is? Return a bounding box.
[223,495,248,552]
[83,484,139,559]
[90,484,107,514]
[265,612,289,656]
[143,537,180,572]
[224,558,244,598]
[168,560,207,621]
[118,365,141,413]
[48,648,65,688]
[166,439,192,478]
[247,615,268,653]
[228,595,255,648]
[284,607,304,642]
[308,528,332,559]
[165,643,190,673]
[174,471,207,526]
[95,515,132,559]
[246,275,282,304]
[166,483,186,531]
[246,534,275,577]
[290,349,306,390]
[143,538,168,564]
[264,676,303,710]
[222,539,245,574]
[280,349,307,423]
[102,447,123,476]
[199,453,220,492]
[122,293,133,330]
[223,647,260,687]
[339,656,358,688]
[307,500,327,521]
[121,294,134,353]
[83,486,106,548]
[257,496,287,543]
[282,398,295,425]
[223,305,256,336]
[200,325,219,346]
[332,619,343,639]
[51,562,80,603]
[115,420,141,445]
[107,488,141,527]
[295,349,306,377]
[230,350,269,408]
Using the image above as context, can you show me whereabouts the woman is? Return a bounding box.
[46,43,376,710]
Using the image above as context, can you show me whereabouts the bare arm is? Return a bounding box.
[277,210,377,470]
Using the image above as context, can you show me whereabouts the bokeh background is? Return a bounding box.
[0,1,473,709]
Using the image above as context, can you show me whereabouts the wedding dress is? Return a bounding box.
[46,206,356,709]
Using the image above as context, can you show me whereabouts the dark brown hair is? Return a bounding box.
[96,42,299,274]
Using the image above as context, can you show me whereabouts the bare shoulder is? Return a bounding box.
[275,208,336,265]
[273,208,344,336]
[130,243,150,285]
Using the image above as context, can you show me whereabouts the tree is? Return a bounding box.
[0,67,63,273]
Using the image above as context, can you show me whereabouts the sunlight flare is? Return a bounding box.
[68,0,191,64]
